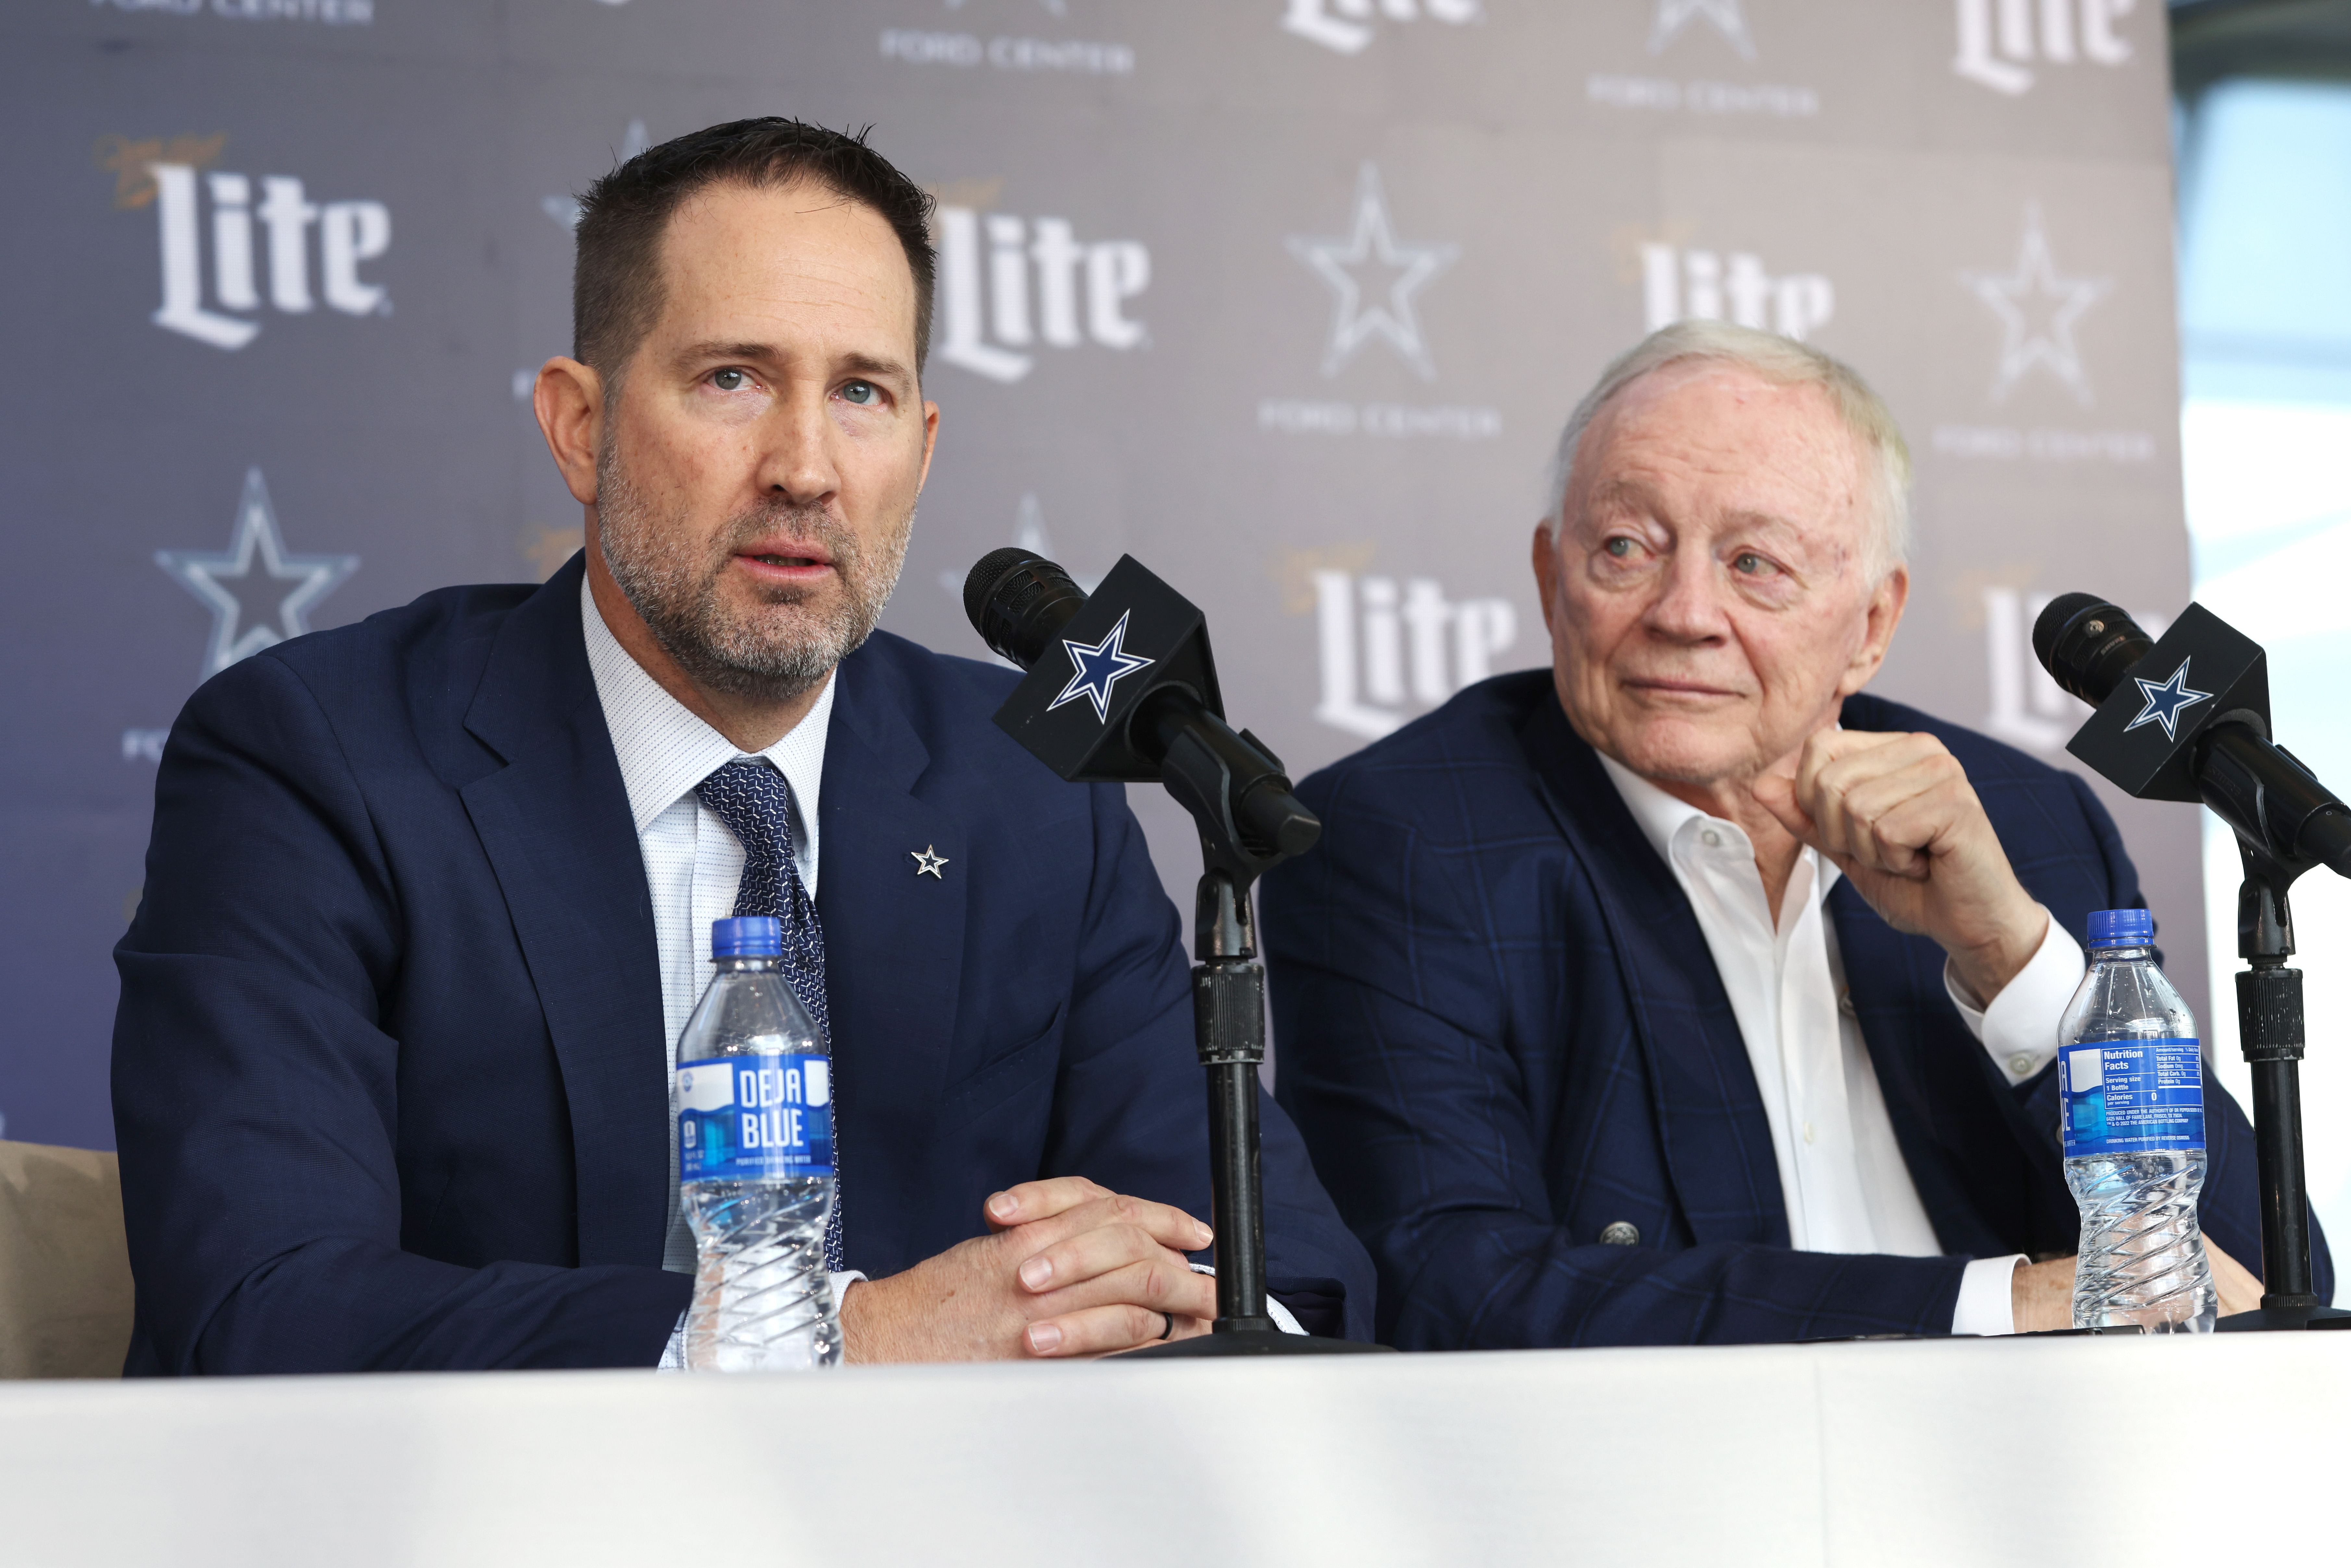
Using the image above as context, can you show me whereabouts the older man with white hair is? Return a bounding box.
[1262,322,2304,1345]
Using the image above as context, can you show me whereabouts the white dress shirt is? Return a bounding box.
[580,580,1298,1359]
[1595,755,2086,1336]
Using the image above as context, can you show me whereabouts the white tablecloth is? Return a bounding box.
[2,1334,2344,1566]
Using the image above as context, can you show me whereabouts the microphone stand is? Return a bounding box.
[1122,697,1389,1358]
[2034,597,2350,1330]
[2214,775,2351,1329]
[966,547,1388,1355]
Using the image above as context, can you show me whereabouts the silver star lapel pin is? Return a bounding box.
[911,845,949,879]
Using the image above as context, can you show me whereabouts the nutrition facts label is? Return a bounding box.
[2060,1036,2206,1158]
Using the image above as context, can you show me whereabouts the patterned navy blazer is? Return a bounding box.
[1262,670,2327,1347]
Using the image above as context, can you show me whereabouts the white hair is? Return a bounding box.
[1542,320,1912,577]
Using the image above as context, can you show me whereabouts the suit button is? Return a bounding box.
[1599,1221,1640,1246]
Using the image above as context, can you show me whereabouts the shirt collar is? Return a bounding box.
[1593,749,1841,901]
[579,573,835,835]
[1595,750,1707,865]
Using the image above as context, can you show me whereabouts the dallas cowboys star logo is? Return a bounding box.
[1961,205,2112,405]
[1047,609,1153,723]
[1287,164,1460,381]
[2123,658,2214,743]
[1650,0,1755,58]
[910,845,949,879]
[155,468,359,677]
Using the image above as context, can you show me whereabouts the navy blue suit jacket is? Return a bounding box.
[112,555,1373,1373]
[1262,672,2325,1347]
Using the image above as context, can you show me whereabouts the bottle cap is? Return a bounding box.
[2086,907,2154,948]
[711,916,783,959]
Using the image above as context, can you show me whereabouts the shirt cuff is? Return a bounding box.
[655,1270,866,1370]
[1189,1262,1306,1335]
[1943,906,2085,1085]
[1952,1254,2027,1336]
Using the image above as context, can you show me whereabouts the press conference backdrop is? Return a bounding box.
[1,0,2196,1152]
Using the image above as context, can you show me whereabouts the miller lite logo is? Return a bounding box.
[934,203,1151,383]
[137,158,392,350]
[1280,0,1480,56]
[1953,0,2138,96]
[1310,568,1517,740]
[1640,242,1834,342]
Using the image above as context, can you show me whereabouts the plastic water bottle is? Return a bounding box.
[2056,907,2217,1333]
[675,915,840,1370]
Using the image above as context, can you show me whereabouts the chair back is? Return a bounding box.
[0,1140,133,1378]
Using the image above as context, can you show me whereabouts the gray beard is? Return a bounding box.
[595,440,911,706]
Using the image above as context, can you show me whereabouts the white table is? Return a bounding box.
[2,1334,2344,1566]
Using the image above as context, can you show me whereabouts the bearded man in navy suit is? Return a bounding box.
[1262,321,2310,1348]
[112,118,1371,1374]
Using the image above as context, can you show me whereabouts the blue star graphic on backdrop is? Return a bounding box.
[155,468,360,677]
[1650,0,1756,58]
[2123,658,2214,742]
[1287,164,1459,381]
[1961,205,2111,405]
[1047,609,1154,723]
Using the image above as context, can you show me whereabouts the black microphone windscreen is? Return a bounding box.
[2034,592,2154,708]
[963,547,1043,636]
[963,548,1090,670]
[2031,592,2106,677]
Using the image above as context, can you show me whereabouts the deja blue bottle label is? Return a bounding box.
[676,1053,834,1182]
[2059,1037,2206,1158]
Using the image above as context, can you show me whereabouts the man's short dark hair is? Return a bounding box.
[571,117,937,390]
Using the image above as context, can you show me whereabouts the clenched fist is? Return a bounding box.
[1751,728,2047,1003]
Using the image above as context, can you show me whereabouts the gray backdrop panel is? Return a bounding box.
[0,0,2193,1149]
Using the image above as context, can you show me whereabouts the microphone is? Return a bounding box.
[964,548,1092,672]
[961,560,1392,1356]
[963,548,1320,862]
[2033,592,2351,878]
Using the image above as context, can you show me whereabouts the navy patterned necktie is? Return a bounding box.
[695,759,843,1272]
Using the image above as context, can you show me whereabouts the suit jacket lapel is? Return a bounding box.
[816,646,970,1275]
[1519,697,1789,1246]
[458,556,671,1267]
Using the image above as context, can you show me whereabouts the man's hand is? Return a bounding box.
[1752,728,2045,1003]
[839,1177,1217,1363]
[2010,1255,2078,1333]
[2009,1241,2265,1332]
